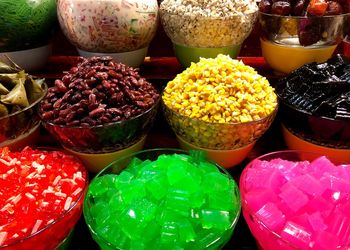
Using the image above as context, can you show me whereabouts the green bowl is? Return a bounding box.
[174,43,242,68]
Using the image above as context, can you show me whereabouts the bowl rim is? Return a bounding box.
[239,149,349,248]
[162,96,279,127]
[0,147,89,249]
[83,148,242,249]
[0,80,48,121]
[258,11,350,19]
[39,96,160,129]
[159,7,258,18]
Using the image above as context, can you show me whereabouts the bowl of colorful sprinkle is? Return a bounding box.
[84,148,241,249]
[39,56,160,172]
[0,147,88,250]
[240,150,350,250]
[162,54,278,168]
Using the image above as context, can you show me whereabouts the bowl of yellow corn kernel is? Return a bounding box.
[162,54,278,168]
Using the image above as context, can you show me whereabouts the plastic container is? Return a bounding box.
[259,12,350,74]
[84,148,241,250]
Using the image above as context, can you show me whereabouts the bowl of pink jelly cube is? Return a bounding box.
[240,150,350,250]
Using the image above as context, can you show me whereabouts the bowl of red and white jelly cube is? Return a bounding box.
[240,150,350,250]
[0,147,88,249]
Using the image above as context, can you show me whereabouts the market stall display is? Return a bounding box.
[240,150,350,250]
[39,56,160,172]
[159,0,258,67]
[57,0,158,67]
[0,147,88,249]
[276,54,350,161]
[162,54,278,168]
[258,0,350,74]
[0,0,57,71]
[84,149,241,249]
[0,60,47,150]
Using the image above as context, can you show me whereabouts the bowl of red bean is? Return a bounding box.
[38,56,160,171]
[258,0,350,74]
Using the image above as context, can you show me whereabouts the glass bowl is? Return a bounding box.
[162,101,278,167]
[84,148,241,250]
[57,0,158,67]
[0,147,88,250]
[259,12,350,74]
[240,150,350,250]
[0,81,47,150]
[39,98,159,154]
[159,9,258,67]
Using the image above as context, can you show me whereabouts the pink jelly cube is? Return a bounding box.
[308,212,327,232]
[279,182,309,212]
[280,221,312,249]
[305,196,334,218]
[270,159,307,180]
[255,202,286,232]
[290,174,325,197]
[308,156,336,178]
[243,188,279,213]
[244,167,286,193]
[320,174,350,194]
[326,212,350,246]
[312,231,339,250]
[289,214,313,233]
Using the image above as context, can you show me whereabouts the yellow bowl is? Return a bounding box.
[64,136,146,173]
[282,124,350,162]
[177,135,255,168]
[261,38,336,74]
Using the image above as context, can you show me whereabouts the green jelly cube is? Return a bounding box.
[165,188,191,216]
[191,191,205,209]
[119,179,146,204]
[190,229,223,250]
[108,193,125,213]
[141,221,161,243]
[189,150,207,163]
[130,241,146,250]
[178,218,196,243]
[134,198,158,222]
[202,172,230,194]
[166,162,188,185]
[160,221,179,244]
[119,208,147,241]
[117,171,134,184]
[158,209,182,225]
[89,175,116,197]
[207,190,235,211]
[200,209,232,231]
[146,176,168,200]
[126,157,143,174]
[199,162,220,174]
[90,202,111,226]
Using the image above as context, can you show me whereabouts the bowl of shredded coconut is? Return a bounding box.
[159,0,258,67]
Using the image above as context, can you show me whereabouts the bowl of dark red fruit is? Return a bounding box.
[276,54,350,161]
[259,0,350,74]
[38,56,160,172]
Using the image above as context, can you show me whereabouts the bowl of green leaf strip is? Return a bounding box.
[0,58,47,150]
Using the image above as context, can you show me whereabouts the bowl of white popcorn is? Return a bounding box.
[159,0,258,67]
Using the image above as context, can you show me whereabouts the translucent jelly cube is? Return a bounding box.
[160,221,178,244]
[164,188,191,216]
[108,193,125,213]
[178,218,196,243]
[244,188,279,213]
[166,162,189,185]
[326,212,350,246]
[308,156,336,178]
[119,179,146,204]
[207,189,235,211]
[141,221,161,243]
[145,176,168,200]
[279,182,309,212]
[290,174,325,197]
[280,221,312,249]
[270,159,307,180]
[200,209,232,231]
[308,212,327,232]
[313,231,339,250]
[126,157,143,175]
[117,171,134,185]
[202,172,230,194]
[198,161,220,174]
[190,229,222,249]
[320,174,350,194]
[90,202,110,225]
[89,175,116,197]
[255,202,286,231]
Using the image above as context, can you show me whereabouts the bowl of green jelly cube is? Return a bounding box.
[83,149,241,249]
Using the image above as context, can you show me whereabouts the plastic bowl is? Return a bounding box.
[84,148,241,249]
[259,12,350,74]
[162,101,278,167]
[159,9,258,66]
[240,150,349,250]
[0,148,88,250]
[39,98,159,154]
[0,81,47,151]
